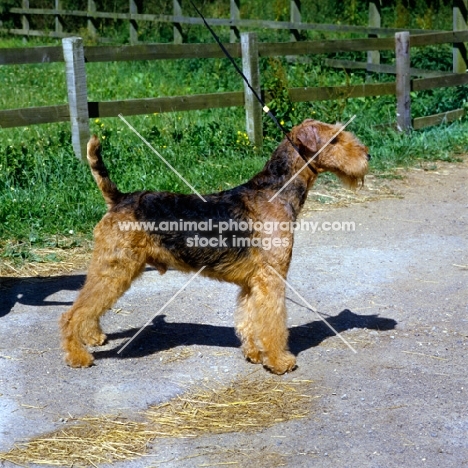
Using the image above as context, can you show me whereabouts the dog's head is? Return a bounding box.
[290,119,370,189]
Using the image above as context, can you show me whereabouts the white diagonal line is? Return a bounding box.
[118,113,207,202]
[268,265,358,354]
[117,266,206,355]
[268,115,356,203]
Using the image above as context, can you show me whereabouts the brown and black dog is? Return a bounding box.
[60,119,370,374]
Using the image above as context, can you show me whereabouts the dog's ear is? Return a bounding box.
[294,123,319,153]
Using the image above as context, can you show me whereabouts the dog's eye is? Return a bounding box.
[330,137,339,144]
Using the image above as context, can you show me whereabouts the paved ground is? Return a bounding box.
[1,159,467,467]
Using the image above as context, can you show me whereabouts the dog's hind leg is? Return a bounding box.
[60,222,147,367]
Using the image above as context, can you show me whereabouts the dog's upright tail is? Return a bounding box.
[87,135,123,210]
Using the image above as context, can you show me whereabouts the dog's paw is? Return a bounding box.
[65,349,95,368]
[82,332,107,347]
[245,351,263,365]
[263,352,297,375]
[242,344,263,364]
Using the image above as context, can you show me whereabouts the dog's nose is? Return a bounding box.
[366,154,371,161]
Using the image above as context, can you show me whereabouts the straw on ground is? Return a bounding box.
[0,377,317,467]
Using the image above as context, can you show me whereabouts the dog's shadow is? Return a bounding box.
[0,275,86,318]
[0,268,155,318]
[94,309,397,361]
[0,275,397,360]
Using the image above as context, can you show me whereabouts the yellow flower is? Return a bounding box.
[280,120,285,126]
[95,119,100,123]
[102,135,106,139]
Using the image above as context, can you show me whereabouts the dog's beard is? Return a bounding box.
[338,173,365,190]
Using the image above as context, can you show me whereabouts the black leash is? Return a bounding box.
[188,0,318,175]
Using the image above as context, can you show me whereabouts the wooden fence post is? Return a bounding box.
[22,0,29,39]
[241,32,263,148]
[290,0,301,41]
[367,0,381,71]
[129,0,139,45]
[62,37,90,161]
[453,0,468,73]
[87,0,97,40]
[395,31,411,132]
[173,0,183,44]
[55,0,64,36]
[230,0,240,42]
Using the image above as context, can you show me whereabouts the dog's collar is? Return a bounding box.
[287,138,319,176]
[298,150,319,175]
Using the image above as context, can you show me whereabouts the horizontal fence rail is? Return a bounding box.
[8,6,442,35]
[1,31,467,158]
[3,30,468,66]
[325,58,455,77]
[4,4,444,44]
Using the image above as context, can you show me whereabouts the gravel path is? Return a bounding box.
[1,158,467,467]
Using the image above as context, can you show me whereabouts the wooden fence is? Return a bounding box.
[2,0,466,73]
[1,30,468,159]
[3,0,447,45]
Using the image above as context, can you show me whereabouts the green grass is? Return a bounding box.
[1,30,468,267]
